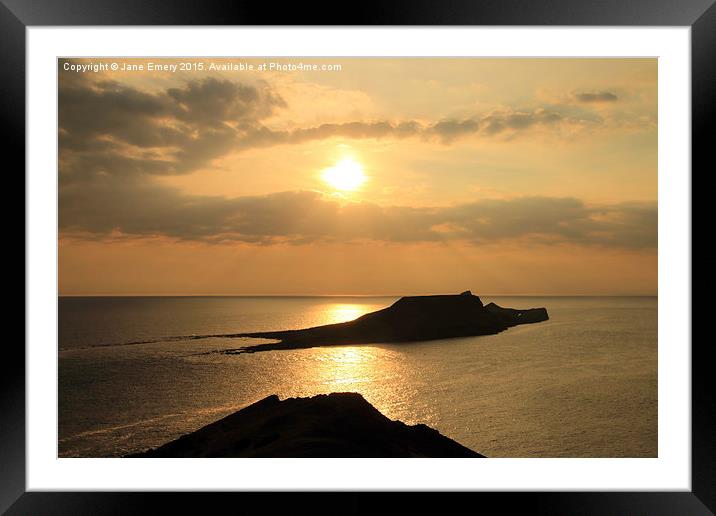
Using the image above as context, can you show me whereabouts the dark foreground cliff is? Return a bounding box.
[230,291,548,353]
[130,393,483,458]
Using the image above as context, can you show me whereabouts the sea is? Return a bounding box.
[58,296,657,458]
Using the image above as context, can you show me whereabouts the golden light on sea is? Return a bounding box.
[321,303,369,325]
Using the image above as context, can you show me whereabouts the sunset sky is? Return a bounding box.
[58,58,657,296]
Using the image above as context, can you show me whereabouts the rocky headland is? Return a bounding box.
[130,392,483,458]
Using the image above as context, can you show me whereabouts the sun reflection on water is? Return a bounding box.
[287,301,425,426]
[311,303,396,392]
[316,346,376,387]
[307,344,424,427]
[319,303,370,325]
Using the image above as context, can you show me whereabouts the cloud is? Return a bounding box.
[60,181,656,249]
[229,109,577,151]
[427,119,481,142]
[166,78,286,126]
[58,74,655,251]
[479,109,563,135]
[60,74,637,186]
[575,91,619,103]
[59,76,287,182]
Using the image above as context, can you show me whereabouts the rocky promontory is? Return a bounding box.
[130,393,482,458]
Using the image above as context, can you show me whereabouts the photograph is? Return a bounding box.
[57,56,658,459]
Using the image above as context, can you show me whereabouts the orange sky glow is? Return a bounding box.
[59,58,657,296]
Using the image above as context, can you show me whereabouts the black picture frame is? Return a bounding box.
[5,0,711,513]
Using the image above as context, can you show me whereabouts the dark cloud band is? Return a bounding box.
[575,91,619,103]
[60,184,656,249]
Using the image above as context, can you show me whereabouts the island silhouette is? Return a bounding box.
[223,290,549,354]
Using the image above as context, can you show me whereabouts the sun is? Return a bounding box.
[322,158,366,191]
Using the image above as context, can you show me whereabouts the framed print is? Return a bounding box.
[6,0,713,513]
